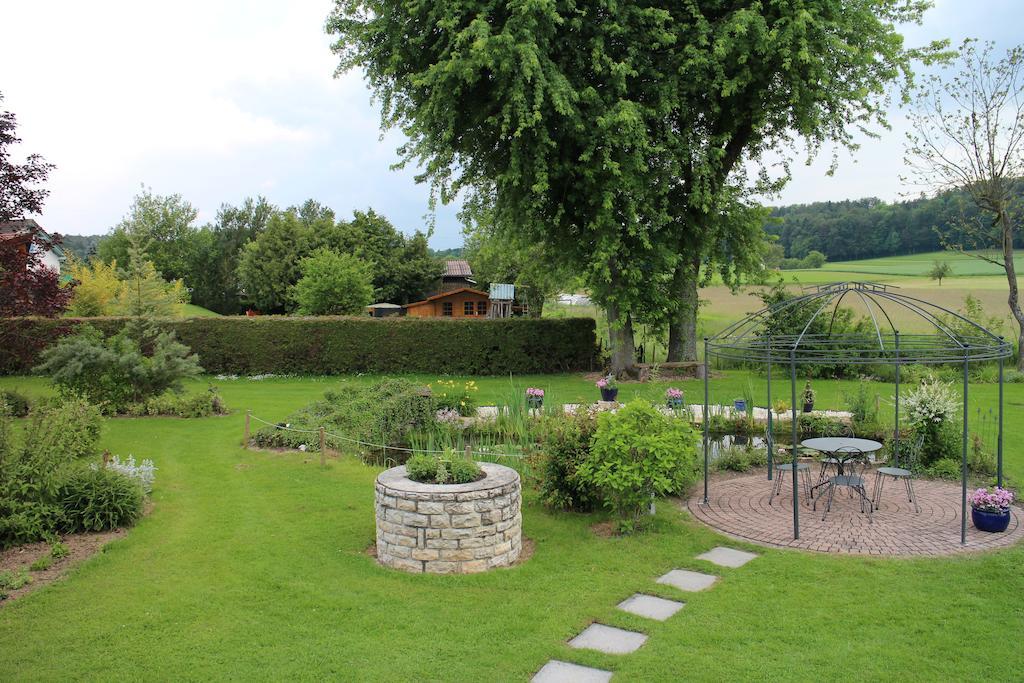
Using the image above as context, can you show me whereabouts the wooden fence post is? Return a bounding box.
[244,410,251,449]
[320,427,326,468]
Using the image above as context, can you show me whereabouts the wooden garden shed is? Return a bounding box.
[403,288,490,318]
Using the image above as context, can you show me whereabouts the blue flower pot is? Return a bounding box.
[733,399,746,412]
[667,397,684,409]
[972,507,1011,533]
[600,387,619,402]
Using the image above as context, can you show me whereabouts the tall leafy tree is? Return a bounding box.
[291,248,375,315]
[328,0,939,374]
[0,92,71,317]
[236,210,314,313]
[98,186,199,282]
[1,92,54,222]
[905,40,1024,368]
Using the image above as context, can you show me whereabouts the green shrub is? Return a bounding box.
[431,379,479,416]
[123,387,228,418]
[0,568,31,591]
[251,379,434,457]
[59,466,144,532]
[49,540,69,559]
[404,451,482,484]
[927,458,962,480]
[577,400,700,527]
[844,380,878,426]
[1,316,597,375]
[0,389,29,417]
[714,445,768,473]
[292,248,375,315]
[0,397,103,548]
[531,410,600,511]
[34,325,203,413]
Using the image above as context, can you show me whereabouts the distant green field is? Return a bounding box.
[178,304,220,317]
[788,250,1024,281]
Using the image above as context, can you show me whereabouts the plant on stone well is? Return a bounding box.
[577,400,699,532]
[405,450,482,485]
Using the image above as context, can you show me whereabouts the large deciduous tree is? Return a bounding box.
[905,40,1024,369]
[0,92,72,317]
[328,0,938,375]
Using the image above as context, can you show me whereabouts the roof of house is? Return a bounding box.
[404,287,489,308]
[443,259,473,277]
[0,219,65,258]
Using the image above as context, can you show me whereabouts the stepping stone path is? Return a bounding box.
[568,624,648,655]
[532,546,758,682]
[696,547,759,568]
[656,569,718,592]
[617,594,684,621]
[532,661,613,683]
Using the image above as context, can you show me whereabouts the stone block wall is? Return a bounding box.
[374,462,522,574]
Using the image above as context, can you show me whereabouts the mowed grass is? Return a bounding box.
[1,373,1022,681]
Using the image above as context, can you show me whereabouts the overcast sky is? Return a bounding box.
[3,0,1021,248]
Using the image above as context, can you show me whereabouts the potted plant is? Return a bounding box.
[969,486,1014,533]
[665,387,684,410]
[802,381,816,413]
[596,375,618,402]
[526,387,544,409]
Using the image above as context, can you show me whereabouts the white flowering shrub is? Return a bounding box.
[902,376,959,428]
[93,455,158,494]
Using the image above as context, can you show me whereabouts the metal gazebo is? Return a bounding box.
[701,282,1013,544]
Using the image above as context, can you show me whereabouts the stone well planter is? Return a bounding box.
[374,462,522,574]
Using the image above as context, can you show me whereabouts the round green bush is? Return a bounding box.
[0,390,29,418]
[404,452,482,484]
[59,466,144,532]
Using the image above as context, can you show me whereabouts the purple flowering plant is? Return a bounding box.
[665,388,683,401]
[969,486,1014,513]
[596,375,617,390]
[526,387,545,398]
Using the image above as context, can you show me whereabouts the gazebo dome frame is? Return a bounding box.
[701,281,1013,544]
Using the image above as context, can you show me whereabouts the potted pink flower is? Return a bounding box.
[596,375,618,402]
[665,387,684,410]
[969,486,1014,533]
[526,387,544,409]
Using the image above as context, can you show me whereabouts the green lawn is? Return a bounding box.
[1,373,1022,681]
[178,303,221,317]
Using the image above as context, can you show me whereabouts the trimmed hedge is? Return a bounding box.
[0,316,597,375]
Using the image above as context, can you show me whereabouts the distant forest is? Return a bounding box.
[766,190,1023,263]
[58,234,102,260]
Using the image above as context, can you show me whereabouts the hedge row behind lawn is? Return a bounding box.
[0,316,598,375]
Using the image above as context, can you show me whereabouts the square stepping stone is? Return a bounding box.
[568,623,648,655]
[532,660,613,683]
[696,547,759,568]
[656,569,718,592]
[617,593,685,621]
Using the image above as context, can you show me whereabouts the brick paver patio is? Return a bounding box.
[687,471,1023,556]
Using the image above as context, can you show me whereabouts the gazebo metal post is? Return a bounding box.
[766,340,773,481]
[998,344,1004,487]
[894,331,900,459]
[790,348,800,539]
[961,351,970,545]
[703,338,710,505]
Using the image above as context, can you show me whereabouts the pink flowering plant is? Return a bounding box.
[665,388,683,401]
[526,387,545,398]
[596,375,617,390]
[969,486,1014,513]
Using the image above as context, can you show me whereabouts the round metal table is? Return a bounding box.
[802,437,884,496]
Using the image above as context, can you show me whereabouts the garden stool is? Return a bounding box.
[872,433,924,513]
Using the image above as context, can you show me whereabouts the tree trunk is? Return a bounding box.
[666,253,700,362]
[999,210,1024,370]
[606,299,638,379]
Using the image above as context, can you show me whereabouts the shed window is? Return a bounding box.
[442,302,453,316]
[464,301,475,316]
[477,301,487,315]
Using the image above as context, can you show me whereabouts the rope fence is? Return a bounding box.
[243,410,529,462]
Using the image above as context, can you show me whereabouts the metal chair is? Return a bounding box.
[767,425,812,504]
[814,423,856,490]
[872,433,924,513]
[814,446,873,523]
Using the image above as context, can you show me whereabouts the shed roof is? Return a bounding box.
[404,287,489,308]
[443,259,473,277]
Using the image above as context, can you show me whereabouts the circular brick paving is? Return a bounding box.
[686,471,1022,556]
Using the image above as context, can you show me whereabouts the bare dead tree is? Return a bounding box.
[905,39,1024,369]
